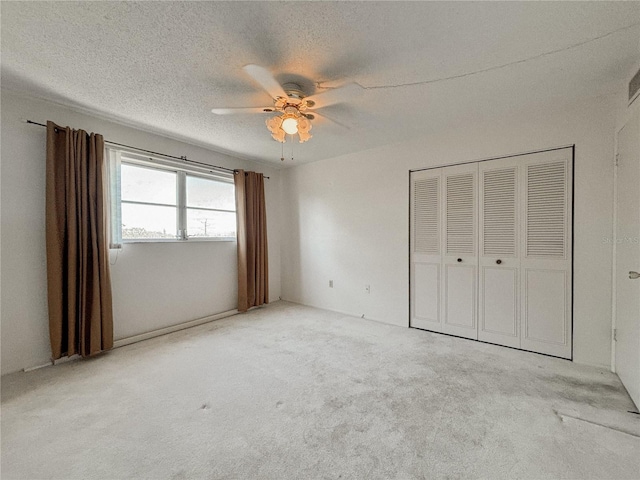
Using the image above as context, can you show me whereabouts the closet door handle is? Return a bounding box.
[496,259,502,265]
[457,258,462,263]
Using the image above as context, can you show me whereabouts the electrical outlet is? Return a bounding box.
[329,280,333,288]
[365,284,370,294]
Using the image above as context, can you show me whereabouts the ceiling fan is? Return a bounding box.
[211,65,364,143]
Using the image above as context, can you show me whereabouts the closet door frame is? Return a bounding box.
[409,145,574,360]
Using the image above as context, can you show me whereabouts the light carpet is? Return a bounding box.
[2,301,639,479]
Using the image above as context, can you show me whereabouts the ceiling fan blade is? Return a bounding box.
[242,64,287,100]
[305,83,364,109]
[211,107,275,115]
[308,112,351,130]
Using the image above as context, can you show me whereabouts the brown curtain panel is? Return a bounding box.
[234,170,269,312]
[46,121,114,359]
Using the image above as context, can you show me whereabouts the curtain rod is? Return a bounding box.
[23,120,269,179]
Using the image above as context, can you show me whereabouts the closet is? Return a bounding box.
[410,147,573,359]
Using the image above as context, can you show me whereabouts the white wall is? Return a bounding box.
[281,96,618,368]
[1,89,282,375]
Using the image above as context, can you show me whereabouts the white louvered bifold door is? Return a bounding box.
[520,149,572,358]
[410,148,572,357]
[478,158,521,348]
[442,163,479,339]
[410,169,443,331]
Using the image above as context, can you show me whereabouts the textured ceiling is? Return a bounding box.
[2,2,640,166]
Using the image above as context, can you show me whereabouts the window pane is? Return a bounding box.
[186,175,235,210]
[121,164,176,205]
[187,209,236,238]
[122,203,177,239]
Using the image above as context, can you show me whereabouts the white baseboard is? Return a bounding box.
[279,298,407,328]
[20,301,279,373]
[113,309,240,348]
[23,354,82,372]
[23,362,53,372]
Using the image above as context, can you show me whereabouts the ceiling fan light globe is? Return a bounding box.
[282,117,299,134]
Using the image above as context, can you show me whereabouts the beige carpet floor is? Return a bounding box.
[2,301,639,479]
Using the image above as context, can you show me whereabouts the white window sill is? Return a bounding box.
[122,237,236,244]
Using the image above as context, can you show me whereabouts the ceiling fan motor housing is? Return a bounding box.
[281,82,305,100]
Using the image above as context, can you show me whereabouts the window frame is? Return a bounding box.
[109,148,237,244]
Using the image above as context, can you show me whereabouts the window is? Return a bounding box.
[121,163,178,239]
[108,149,236,243]
[186,174,236,238]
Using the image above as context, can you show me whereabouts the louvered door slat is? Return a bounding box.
[446,173,475,255]
[483,168,516,256]
[414,177,439,254]
[526,162,567,258]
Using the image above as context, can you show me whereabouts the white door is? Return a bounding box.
[410,149,572,357]
[520,149,573,359]
[410,169,443,331]
[442,163,478,339]
[478,159,520,348]
[615,104,640,409]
